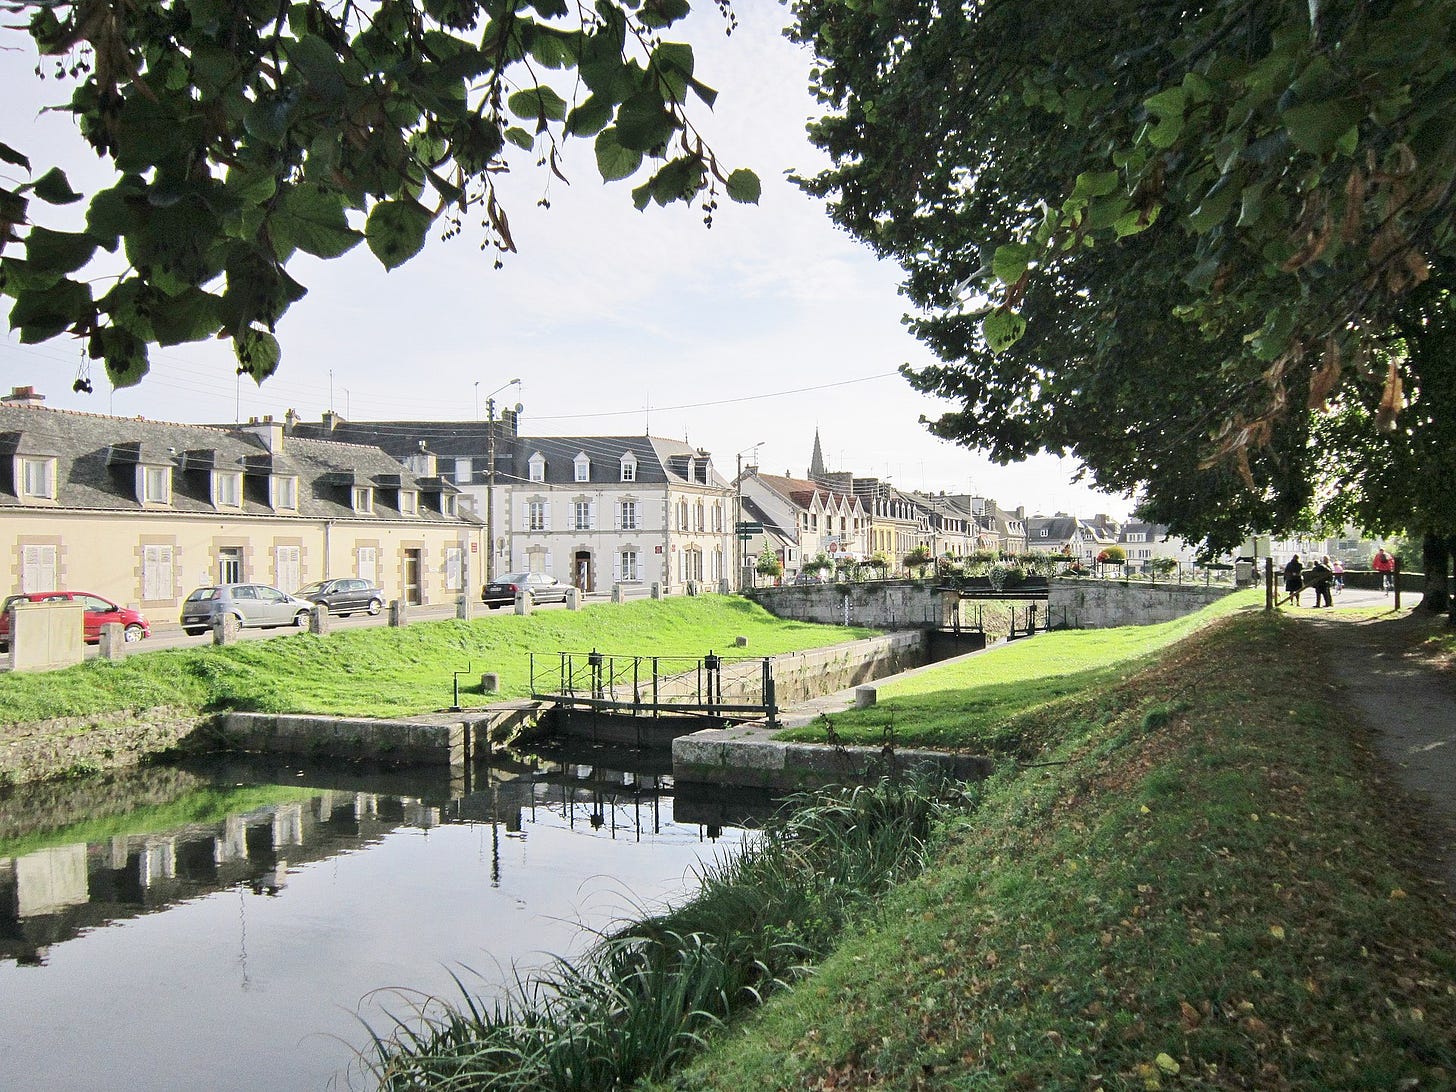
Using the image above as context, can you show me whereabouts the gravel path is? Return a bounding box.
[1302,601,1456,895]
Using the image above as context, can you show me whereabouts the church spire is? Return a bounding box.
[809,428,827,480]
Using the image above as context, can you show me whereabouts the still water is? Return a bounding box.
[0,748,763,1091]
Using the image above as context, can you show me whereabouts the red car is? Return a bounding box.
[0,591,151,651]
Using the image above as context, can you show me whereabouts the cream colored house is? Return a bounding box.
[0,392,478,619]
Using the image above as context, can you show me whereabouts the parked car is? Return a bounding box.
[0,591,150,651]
[293,577,385,617]
[180,583,314,636]
[481,571,571,609]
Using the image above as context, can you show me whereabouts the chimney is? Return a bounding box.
[3,386,45,406]
[242,414,284,453]
[321,410,343,432]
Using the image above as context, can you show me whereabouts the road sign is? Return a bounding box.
[736,521,764,534]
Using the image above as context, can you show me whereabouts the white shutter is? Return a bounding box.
[612,551,622,582]
[21,545,57,591]
[543,501,551,531]
[142,545,174,600]
[588,499,596,530]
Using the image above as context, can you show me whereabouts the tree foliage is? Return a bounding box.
[791,0,1456,551]
[1,0,756,387]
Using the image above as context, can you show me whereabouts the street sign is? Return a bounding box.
[736,521,764,534]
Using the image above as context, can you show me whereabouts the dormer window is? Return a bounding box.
[141,465,172,505]
[19,456,56,500]
[620,453,637,482]
[272,475,298,511]
[442,494,458,517]
[400,490,419,516]
[353,486,374,514]
[528,453,546,483]
[574,452,591,482]
[213,470,243,509]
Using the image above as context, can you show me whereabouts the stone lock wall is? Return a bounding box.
[1048,578,1233,628]
[0,706,205,787]
[746,583,956,630]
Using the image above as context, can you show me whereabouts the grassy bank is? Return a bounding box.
[778,588,1261,752]
[653,608,1456,1089]
[0,597,877,723]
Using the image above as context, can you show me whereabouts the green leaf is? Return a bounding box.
[1142,86,1186,148]
[725,168,761,204]
[982,309,1027,354]
[24,228,97,275]
[32,167,82,205]
[0,142,31,170]
[651,41,695,100]
[565,94,614,137]
[288,34,346,102]
[595,128,643,182]
[639,0,690,27]
[9,277,91,343]
[97,327,150,388]
[991,243,1030,284]
[234,327,281,383]
[86,185,143,244]
[505,127,535,150]
[688,77,718,108]
[1281,99,1363,155]
[147,288,222,346]
[365,199,432,270]
[615,90,677,152]
[272,184,362,259]
[1072,170,1119,198]
[507,86,568,124]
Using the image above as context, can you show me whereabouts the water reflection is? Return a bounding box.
[0,746,771,1091]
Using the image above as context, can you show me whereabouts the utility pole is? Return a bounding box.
[482,378,522,584]
[736,442,763,591]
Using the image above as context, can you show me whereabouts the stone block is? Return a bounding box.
[97,622,127,661]
[480,672,500,693]
[734,635,748,647]
[309,602,330,635]
[389,599,408,627]
[650,582,664,600]
[514,591,533,615]
[854,685,877,709]
[611,583,625,603]
[457,594,475,621]
[566,587,582,610]
[212,613,240,645]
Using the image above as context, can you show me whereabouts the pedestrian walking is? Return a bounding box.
[1309,557,1334,608]
[1373,548,1395,594]
[1283,554,1304,606]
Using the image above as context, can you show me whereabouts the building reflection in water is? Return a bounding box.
[0,744,778,967]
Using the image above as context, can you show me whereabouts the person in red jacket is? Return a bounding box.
[1372,548,1395,594]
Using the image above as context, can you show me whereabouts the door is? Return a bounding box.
[574,551,593,593]
[403,549,423,604]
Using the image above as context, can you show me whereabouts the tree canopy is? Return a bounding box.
[1,0,758,388]
[790,0,1456,553]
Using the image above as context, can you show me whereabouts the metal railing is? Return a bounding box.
[530,650,777,724]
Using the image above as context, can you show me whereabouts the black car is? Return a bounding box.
[294,578,386,617]
[481,571,571,609]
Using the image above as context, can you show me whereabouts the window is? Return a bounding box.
[143,465,171,504]
[20,544,57,591]
[1126,532,1146,543]
[445,546,464,591]
[19,457,55,499]
[712,504,722,532]
[573,500,592,531]
[684,546,703,581]
[527,500,547,531]
[357,546,378,583]
[810,513,818,531]
[574,454,591,482]
[454,457,473,485]
[528,453,545,482]
[218,546,243,584]
[273,475,298,510]
[352,486,374,514]
[620,456,636,482]
[142,545,174,601]
[399,490,419,516]
[678,499,689,530]
[695,500,704,531]
[442,494,458,517]
[619,500,639,530]
[619,549,639,582]
[214,471,242,508]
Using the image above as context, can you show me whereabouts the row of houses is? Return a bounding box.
[0,388,1205,614]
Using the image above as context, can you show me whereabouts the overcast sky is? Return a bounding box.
[1,6,1132,519]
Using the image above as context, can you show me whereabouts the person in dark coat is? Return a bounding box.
[1283,554,1304,605]
[1308,557,1334,608]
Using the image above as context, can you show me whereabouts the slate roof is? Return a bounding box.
[0,403,474,523]
[504,435,731,489]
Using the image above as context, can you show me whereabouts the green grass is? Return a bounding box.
[777,587,1263,752]
[0,597,878,722]
[649,608,1456,1090]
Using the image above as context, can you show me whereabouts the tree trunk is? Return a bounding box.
[1419,532,1452,613]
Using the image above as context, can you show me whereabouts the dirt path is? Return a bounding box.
[1302,604,1456,895]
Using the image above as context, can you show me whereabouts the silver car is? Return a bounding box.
[180,583,314,636]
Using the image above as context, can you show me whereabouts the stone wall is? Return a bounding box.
[0,706,204,787]
[1049,578,1233,628]
[768,632,927,706]
[747,582,955,629]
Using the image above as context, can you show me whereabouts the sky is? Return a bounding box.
[0,6,1132,520]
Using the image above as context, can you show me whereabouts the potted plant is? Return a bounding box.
[755,546,783,585]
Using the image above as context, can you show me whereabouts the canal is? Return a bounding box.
[0,748,761,1091]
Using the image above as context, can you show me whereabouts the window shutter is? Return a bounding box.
[612,552,622,582]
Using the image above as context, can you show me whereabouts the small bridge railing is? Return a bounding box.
[530,651,778,725]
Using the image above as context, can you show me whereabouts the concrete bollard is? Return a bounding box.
[566,588,582,610]
[651,582,664,600]
[514,590,533,615]
[719,578,731,595]
[213,613,240,645]
[98,622,127,660]
[456,594,475,621]
[480,672,500,694]
[734,635,748,647]
[854,685,878,709]
[389,599,408,627]
[611,583,625,603]
[309,602,330,635]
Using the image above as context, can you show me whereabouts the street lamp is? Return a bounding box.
[483,378,522,584]
[735,441,763,592]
